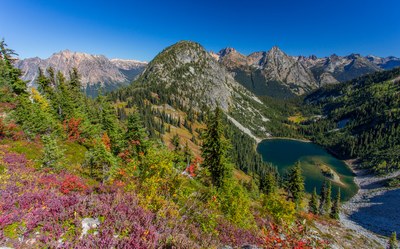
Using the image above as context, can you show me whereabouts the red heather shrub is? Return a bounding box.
[186,157,201,177]
[63,117,83,142]
[60,175,87,194]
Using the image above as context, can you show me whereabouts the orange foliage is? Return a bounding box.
[63,117,83,142]
[101,132,111,151]
[186,157,201,177]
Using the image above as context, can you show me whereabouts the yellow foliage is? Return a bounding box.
[261,193,296,225]
[31,88,50,111]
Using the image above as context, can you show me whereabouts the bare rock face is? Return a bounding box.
[216,47,318,96]
[14,50,147,92]
[258,46,317,94]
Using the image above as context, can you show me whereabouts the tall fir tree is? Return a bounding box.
[171,133,180,152]
[126,111,148,157]
[285,161,305,207]
[319,180,327,215]
[330,188,341,219]
[319,179,332,215]
[201,107,231,188]
[41,135,64,169]
[325,180,332,214]
[309,187,319,214]
[259,170,276,195]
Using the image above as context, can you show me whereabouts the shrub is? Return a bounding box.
[262,193,296,225]
[41,134,64,169]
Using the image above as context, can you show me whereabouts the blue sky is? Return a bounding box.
[1,0,400,61]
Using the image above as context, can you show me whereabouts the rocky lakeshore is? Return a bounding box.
[340,160,400,247]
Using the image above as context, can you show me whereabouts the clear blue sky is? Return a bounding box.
[1,0,400,61]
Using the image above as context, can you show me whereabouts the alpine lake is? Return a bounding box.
[257,139,358,201]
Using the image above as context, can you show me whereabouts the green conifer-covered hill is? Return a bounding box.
[301,67,400,174]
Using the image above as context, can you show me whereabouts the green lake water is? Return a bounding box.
[257,139,358,201]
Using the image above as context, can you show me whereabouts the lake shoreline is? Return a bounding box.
[262,136,312,143]
[340,159,400,247]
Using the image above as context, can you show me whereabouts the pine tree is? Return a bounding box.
[330,188,341,219]
[69,67,82,94]
[286,161,305,207]
[126,111,148,157]
[319,180,327,215]
[388,232,398,249]
[259,170,276,195]
[171,133,180,152]
[183,141,193,164]
[37,68,53,97]
[309,187,319,214]
[325,180,332,214]
[84,141,117,182]
[319,179,332,215]
[201,107,231,188]
[41,135,64,169]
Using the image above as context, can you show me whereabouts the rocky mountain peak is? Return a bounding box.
[14,50,147,93]
[268,46,284,55]
[217,47,237,57]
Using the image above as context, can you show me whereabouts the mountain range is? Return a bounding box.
[14,43,400,99]
[14,50,147,95]
[212,47,400,97]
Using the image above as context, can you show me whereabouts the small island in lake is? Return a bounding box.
[317,163,345,186]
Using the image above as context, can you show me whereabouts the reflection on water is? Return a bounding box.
[257,139,358,201]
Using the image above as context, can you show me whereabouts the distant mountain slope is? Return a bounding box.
[112,41,273,140]
[298,53,382,84]
[213,47,317,98]
[302,67,400,174]
[14,50,147,95]
[213,47,399,97]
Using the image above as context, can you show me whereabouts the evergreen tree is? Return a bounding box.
[183,141,193,164]
[319,179,332,215]
[319,180,327,215]
[37,68,53,97]
[171,133,180,152]
[259,171,276,195]
[285,161,305,207]
[126,111,148,157]
[41,135,64,168]
[201,107,231,188]
[330,188,341,219]
[388,232,398,249]
[69,67,82,94]
[84,141,117,182]
[325,180,332,214]
[309,187,319,214]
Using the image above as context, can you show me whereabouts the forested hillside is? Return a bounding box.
[301,67,400,174]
